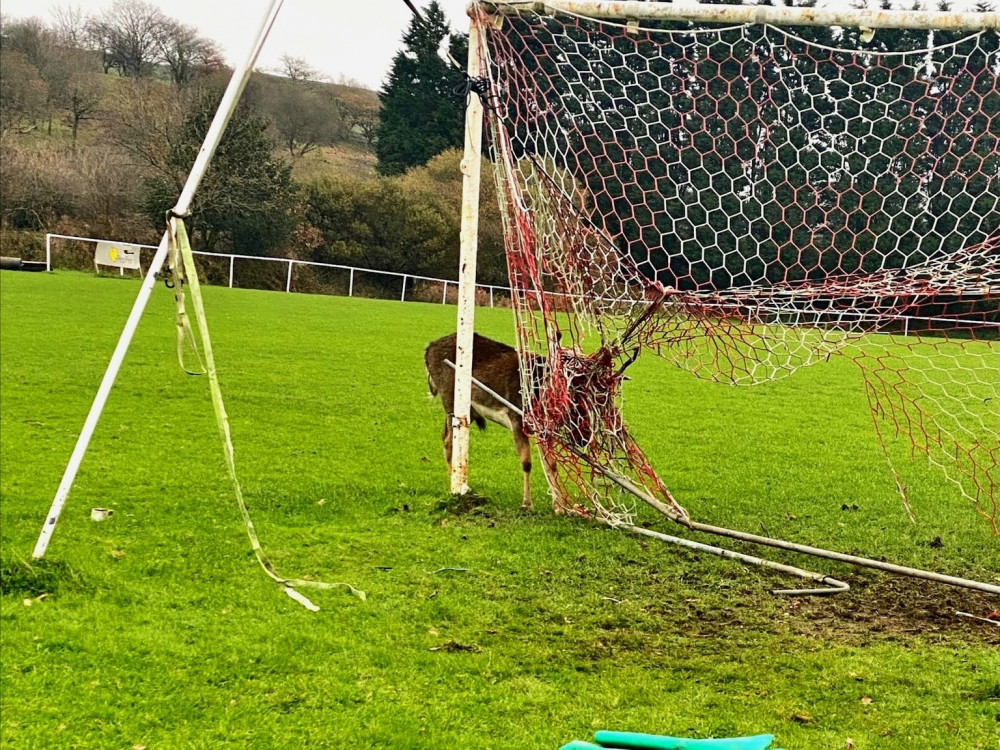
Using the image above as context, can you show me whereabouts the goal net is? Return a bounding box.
[476,3,1000,531]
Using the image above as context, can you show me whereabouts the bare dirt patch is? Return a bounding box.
[777,575,1000,645]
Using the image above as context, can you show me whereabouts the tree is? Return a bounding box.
[87,0,168,78]
[48,48,104,151]
[139,89,297,256]
[261,79,347,160]
[103,78,185,182]
[157,20,223,86]
[375,1,467,175]
[50,4,88,48]
[1,16,52,70]
[0,50,48,137]
[276,54,322,84]
[342,96,379,149]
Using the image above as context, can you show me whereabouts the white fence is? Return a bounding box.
[43,233,512,307]
[40,233,999,333]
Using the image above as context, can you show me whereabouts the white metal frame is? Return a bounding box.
[493,1,1000,31]
[32,0,288,558]
[450,17,486,495]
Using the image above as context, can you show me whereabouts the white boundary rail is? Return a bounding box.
[43,232,999,335]
[45,232,510,306]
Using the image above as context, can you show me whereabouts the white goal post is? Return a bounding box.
[491,1,1000,31]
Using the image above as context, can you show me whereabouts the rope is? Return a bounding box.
[167,217,366,609]
[397,0,499,108]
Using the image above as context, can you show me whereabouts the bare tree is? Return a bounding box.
[87,0,169,78]
[50,4,89,47]
[340,97,379,149]
[277,53,322,84]
[157,20,224,86]
[0,50,48,137]
[48,48,104,151]
[261,79,347,160]
[1,16,52,70]
[102,78,186,185]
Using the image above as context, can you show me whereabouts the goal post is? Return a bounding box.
[450,14,487,495]
[473,1,1000,530]
[488,1,1000,32]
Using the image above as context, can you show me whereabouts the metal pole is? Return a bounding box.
[490,287,494,308]
[444,359,1000,597]
[229,255,235,288]
[450,12,485,495]
[349,268,355,297]
[286,260,293,293]
[401,275,408,302]
[32,0,288,560]
[443,281,449,305]
[623,524,849,596]
[45,234,52,272]
[492,1,1000,31]
[903,317,910,337]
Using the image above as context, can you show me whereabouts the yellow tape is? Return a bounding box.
[168,218,366,607]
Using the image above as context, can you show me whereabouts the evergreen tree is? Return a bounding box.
[140,90,297,256]
[375,2,467,176]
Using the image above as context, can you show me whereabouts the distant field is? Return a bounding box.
[1,272,997,749]
[291,143,379,182]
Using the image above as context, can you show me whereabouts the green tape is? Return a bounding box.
[593,732,776,750]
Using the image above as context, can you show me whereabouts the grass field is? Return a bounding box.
[1,272,998,750]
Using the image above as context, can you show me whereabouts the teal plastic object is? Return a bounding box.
[593,732,778,750]
[559,742,604,750]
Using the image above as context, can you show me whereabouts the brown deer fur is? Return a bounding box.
[424,333,562,512]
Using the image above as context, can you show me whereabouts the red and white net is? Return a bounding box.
[477,6,1000,531]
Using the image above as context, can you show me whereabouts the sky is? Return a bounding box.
[1,0,980,89]
[0,0,472,90]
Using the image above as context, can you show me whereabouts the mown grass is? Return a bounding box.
[1,272,998,750]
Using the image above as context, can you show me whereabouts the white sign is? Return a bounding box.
[95,241,142,270]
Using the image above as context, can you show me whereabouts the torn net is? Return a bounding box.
[477,7,1000,531]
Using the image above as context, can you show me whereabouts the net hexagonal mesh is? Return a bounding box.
[476,6,1000,531]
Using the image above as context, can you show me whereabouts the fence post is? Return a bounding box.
[442,281,449,304]
[286,260,293,293]
[228,255,235,288]
[490,287,494,308]
[45,234,52,272]
[401,275,408,302]
[349,268,355,297]
[903,317,910,337]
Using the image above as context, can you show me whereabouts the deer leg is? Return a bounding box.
[512,417,533,511]
[442,414,453,466]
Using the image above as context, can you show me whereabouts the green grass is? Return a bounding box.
[1,272,998,750]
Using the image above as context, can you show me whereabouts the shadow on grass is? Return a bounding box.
[0,556,89,598]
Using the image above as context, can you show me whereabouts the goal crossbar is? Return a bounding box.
[489,1,1000,31]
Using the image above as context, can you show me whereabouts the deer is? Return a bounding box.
[424,332,565,513]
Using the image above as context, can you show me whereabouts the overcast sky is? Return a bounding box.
[1,1,978,89]
[0,0,472,90]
